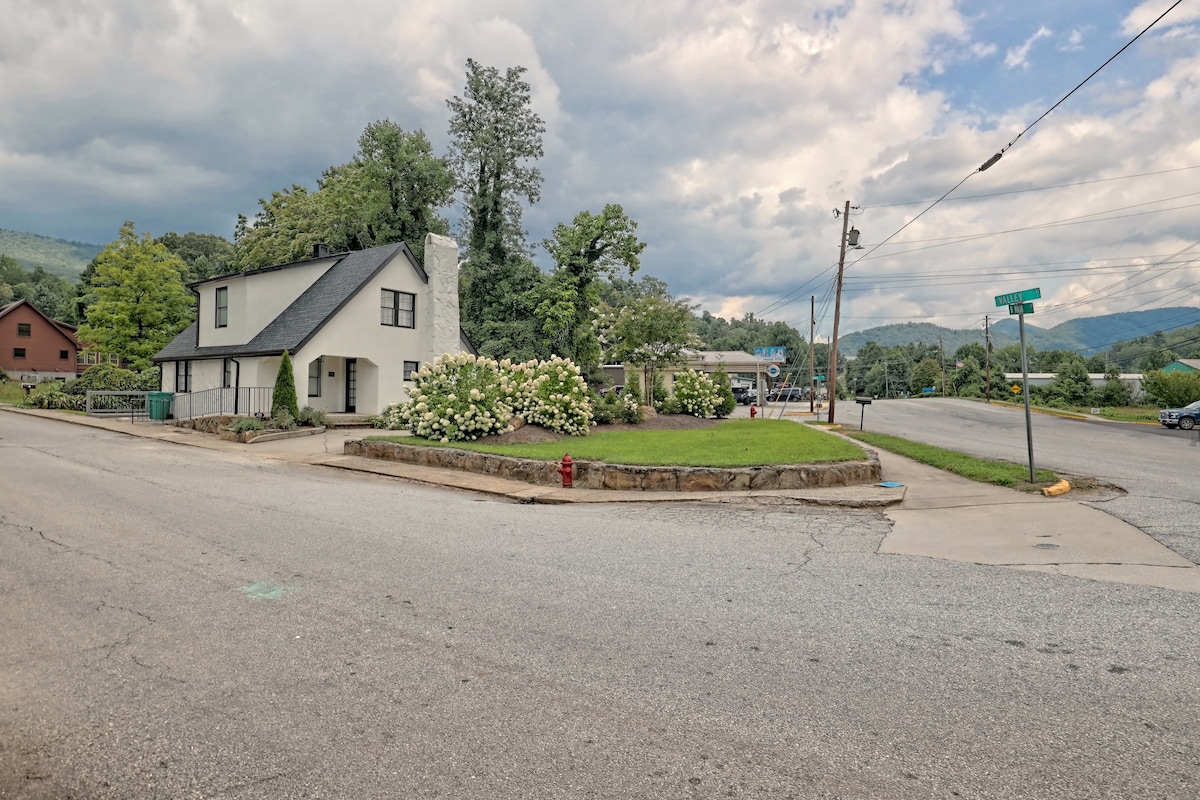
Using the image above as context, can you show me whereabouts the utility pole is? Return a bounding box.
[828,201,851,425]
[809,296,816,414]
[984,315,992,403]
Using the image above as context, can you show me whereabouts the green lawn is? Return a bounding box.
[845,430,1059,489]
[0,381,28,406]
[370,418,866,467]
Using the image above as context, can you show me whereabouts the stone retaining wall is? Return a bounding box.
[344,439,881,491]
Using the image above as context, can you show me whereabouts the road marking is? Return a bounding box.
[239,582,298,600]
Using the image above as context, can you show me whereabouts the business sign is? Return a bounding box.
[766,364,781,378]
[921,387,935,395]
[754,346,786,362]
[994,287,1041,307]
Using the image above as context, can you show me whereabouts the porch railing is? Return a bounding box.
[170,387,274,421]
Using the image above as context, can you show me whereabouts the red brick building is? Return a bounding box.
[0,299,81,381]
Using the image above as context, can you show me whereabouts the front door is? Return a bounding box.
[345,358,357,413]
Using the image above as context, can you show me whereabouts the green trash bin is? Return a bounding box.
[148,391,173,421]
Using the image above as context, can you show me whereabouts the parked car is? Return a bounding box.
[1158,399,1200,430]
[767,387,805,403]
[731,387,753,405]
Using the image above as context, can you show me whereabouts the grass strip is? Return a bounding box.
[369,418,866,468]
[845,430,1058,488]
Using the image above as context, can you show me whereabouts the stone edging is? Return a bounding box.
[344,439,881,491]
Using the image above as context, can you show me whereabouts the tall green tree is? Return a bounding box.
[534,204,646,379]
[458,257,545,362]
[77,222,194,371]
[446,58,545,265]
[351,121,455,262]
[233,121,454,271]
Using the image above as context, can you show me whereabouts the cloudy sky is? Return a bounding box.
[1,0,1197,340]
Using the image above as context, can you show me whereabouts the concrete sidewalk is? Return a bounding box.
[5,405,1196,593]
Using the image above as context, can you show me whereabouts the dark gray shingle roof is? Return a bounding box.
[154,243,419,362]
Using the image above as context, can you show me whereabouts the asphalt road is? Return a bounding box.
[853,398,1200,563]
[2,413,1198,799]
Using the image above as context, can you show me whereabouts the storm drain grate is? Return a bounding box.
[1034,543,1061,550]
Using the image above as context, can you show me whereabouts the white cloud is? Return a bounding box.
[1004,25,1052,69]
[0,0,1197,340]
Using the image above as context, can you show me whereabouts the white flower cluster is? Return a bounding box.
[386,353,514,442]
[383,353,594,441]
[672,368,721,418]
[506,355,594,436]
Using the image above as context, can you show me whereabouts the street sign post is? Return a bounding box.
[995,288,1041,482]
[994,287,1041,307]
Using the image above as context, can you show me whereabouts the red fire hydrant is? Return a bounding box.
[749,403,757,419]
[557,453,574,488]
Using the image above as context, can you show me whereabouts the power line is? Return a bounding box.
[758,0,1185,319]
[864,165,1200,208]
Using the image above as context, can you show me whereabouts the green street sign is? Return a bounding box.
[814,375,825,381]
[1008,302,1035,315]
[994,287,1041,307]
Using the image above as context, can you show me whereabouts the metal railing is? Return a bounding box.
[170,387,273,421]
[86,391,150,417]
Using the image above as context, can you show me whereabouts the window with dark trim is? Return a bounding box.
[308,357,323,397]
[13,348,26,359]
[175,360,191,392]
[60,350,69,360]
[403,361,419,380]
[17,323,31,337]
[381,289,416,328]
[222,358,234,389]
[215,287,229,328]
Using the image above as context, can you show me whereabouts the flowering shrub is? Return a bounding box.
[385,353,593,440]
[387,353,514,442]
[671,368,721,418]
[506,355,593,436]
[619,389,642,423]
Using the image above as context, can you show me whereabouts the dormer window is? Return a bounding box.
[215,287,228,328]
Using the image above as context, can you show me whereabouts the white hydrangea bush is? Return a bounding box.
[672,368,721,418]
[505,355,594,436]
[390,353,514,442]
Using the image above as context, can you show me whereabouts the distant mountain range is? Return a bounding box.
[0,229,102,279]
[838,307,1200,357]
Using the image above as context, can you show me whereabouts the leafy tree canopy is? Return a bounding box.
[233,121,454,271]
[77,222,195,371]
[534,204,646,379]
[156,232,236,282]
[598,295,699,404]
[447,58,545,265]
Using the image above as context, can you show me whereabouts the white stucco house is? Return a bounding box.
[153,234,472,416]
